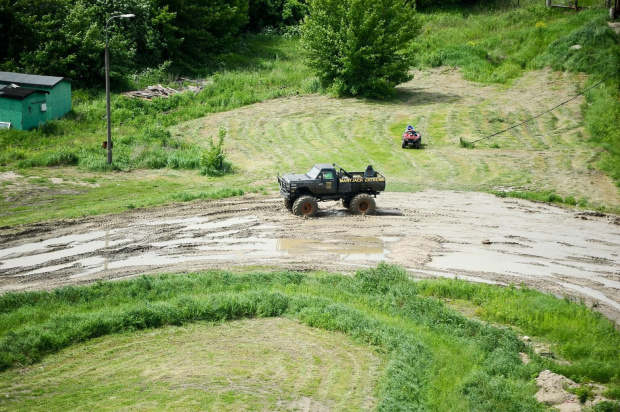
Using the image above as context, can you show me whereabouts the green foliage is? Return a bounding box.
[164,0,249,74]
[355,262,410,294]
[413,5,620,187]
[460,137,475,148]
[1,265,619,408]
[418,278,620,385]
[0,34,310,177]
[0,0,253,87]
[594,401,620,412]
[200,128,233,176]
[0,0,176,88]
[491,190,568,204]
[301,0,419,98]
[531,15,620,180]
[130,61,174,90]
[248,0,308,31]
[568,385,595,404]
[532,15,620,78]
[605,386,620,400]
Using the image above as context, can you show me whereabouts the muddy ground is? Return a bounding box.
[1,191,619,324]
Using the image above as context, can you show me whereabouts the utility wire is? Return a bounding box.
[468,74,616,144]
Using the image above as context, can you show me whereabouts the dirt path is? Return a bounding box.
[1,191,619,323]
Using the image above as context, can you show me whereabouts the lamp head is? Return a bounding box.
[120,14,135,18]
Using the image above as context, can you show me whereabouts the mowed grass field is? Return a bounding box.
[173,67,619,206]
[0,318,383,411]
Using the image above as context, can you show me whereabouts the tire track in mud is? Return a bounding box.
[1,191,620,324]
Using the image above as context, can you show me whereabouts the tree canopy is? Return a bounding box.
[0,0,306,88]
[301,0,419,98]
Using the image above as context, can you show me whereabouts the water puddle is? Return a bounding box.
[428,244,620,285]
[276,237,389,261]
[556,281,620,312]
[183,216,259,231]
[1,235,127,270]
[136,217,210,226]
[1,226,393,278]
[0,231,118,260]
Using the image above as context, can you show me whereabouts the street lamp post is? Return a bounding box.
[105,14,135,164]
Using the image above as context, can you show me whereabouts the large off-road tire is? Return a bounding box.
[415,140,421,149]
[402,141,407,149]
[284,199,293,211]
[341,198,351,209]
[292,195,318,217]
[350,193,376,215]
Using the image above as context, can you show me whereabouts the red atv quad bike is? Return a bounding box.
[402,130,422,149]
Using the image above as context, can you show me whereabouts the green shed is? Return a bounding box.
[0,71,71,130]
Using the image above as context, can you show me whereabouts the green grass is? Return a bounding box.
[0,319,382,411]
[418,278,620,385]
[0,169,249,226]
[1,264,619,409]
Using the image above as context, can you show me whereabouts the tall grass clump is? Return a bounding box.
[200,128,234,176]
[418,278,620,385]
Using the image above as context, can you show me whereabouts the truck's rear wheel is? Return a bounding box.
[292,196,318,217]
[341,198,351,209]
[350,193,375,215]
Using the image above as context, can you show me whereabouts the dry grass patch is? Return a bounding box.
[0,318,383,411]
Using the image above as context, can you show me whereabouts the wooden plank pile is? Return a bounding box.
[122,83,205,100]
[122,84,180,99]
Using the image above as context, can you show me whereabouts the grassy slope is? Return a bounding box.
[0,265,619,409]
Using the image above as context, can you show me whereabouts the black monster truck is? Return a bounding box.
[277,163,386,217]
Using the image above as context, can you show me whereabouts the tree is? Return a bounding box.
[164,0,249,74]
[247,0,308,31]
[0,0,248,87]
[301,0,419,98]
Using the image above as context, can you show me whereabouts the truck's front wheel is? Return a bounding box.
[350,193,376,215]
[292,196,318,217]
[284,199,293,210]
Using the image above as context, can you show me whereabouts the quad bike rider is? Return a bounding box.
[402,125,422,149]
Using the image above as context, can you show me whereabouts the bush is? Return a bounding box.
[594,401,620,412]
[200,127,233,175]
[355,262,410,294]
[301,0,419,98]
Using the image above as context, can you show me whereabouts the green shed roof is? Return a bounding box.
[0,71,70,89]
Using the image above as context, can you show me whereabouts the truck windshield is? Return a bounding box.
[306,166,321,179]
